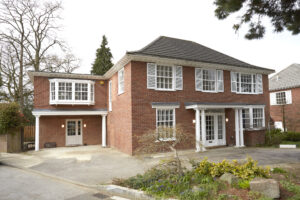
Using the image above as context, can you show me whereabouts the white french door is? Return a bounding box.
[204,113,226,147]
[66,119,83,146]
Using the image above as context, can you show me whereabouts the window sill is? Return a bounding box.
[118,91,125,96]
[154,89,176,92]
[196,90,223,93]
[155,137,176,142]
[234,92,263,95]
[50,101,95,105]
[244,127,266,131]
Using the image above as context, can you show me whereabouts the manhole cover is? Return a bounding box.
[93,193,109,199]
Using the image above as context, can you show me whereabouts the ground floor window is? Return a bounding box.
[242,107,265,129]
[156,108,175,141]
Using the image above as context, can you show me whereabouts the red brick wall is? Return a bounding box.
[130,61,270,153]
[39,115,102,149]
[34,76,107,110]
[106,62,133,155]
[270,87,300,132]
[244,130,265,146]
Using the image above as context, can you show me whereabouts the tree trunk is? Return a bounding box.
[170,146,183,176]
[282,105,286,132]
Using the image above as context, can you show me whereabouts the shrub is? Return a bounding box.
[284,131,300,142]
[272,167,287,174]
[265,129,285,145]
[194,157,270,180]
[0,103,22,135]
[237,179,250,189]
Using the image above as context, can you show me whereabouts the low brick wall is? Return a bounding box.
[244,130,266,146]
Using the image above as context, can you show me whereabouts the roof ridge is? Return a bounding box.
[127,36,164,53]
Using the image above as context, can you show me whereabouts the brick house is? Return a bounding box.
[29,36,274,155]
[269,64,300,132]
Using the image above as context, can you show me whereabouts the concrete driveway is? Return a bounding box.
[1,145,300,186]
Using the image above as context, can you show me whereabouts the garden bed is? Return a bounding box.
[113,158,300,200]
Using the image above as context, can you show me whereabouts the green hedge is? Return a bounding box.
[285,132,300,141]
[265,129,300,145]
[0,103,22,134]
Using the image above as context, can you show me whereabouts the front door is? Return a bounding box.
[205,114,226,147]
[66,119,82,146]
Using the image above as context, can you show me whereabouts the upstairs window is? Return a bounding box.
[195,68,223,92]
[231,72,263,94]
[242,107,265,129]
[49,79,95,105]
[58,82,72,100]
[147,63,182,91]
[118,68,124,94]
[50,82,55,100]
[270,90,292,105]
[75,83,88,100]
[157,65,173,90]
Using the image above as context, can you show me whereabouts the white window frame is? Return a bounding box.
[108,80,112,111]
[195,68,224,93]
[49,79,95,105]
[155,107,177,141]
[231,72,263,94]
[118,68,124,95]
[147,63,183,91]
[270,90,292,105]
[242,107,265,130]
[156,65,174,91]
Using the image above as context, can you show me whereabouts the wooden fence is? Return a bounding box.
[24,125,35,142]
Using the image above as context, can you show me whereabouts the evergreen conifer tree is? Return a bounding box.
[91,35,113,75]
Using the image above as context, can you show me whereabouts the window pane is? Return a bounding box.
[242,109,250,128]
[253,108,263,128]
[241,74,252,93]
[156,109,175,140]
[156,65,173,90]
[276,92,286,105]
[203,69,216,91]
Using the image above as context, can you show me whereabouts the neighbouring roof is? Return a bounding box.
[28,71,104,82]
[128,36,274,72]
[269,63,300,91]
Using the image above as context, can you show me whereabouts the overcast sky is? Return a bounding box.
[60,0,300,75]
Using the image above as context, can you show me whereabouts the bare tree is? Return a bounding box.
[24,0,64,72]
[42,53,80,73]
[0,0,76,111]
[135,125,194,175]
[0,44,32,103]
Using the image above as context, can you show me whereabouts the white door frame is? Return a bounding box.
[65,119,83,146]
[204,112,226,147]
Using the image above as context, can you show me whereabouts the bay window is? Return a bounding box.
[242,107,265,129]
[49,79,95,105]
[231,72,263,94]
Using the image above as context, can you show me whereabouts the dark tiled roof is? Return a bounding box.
[128,36,273,71]
[269,64,300,91]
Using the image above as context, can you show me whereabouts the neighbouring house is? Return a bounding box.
[269,64,300,132]
[28,36,274,155]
